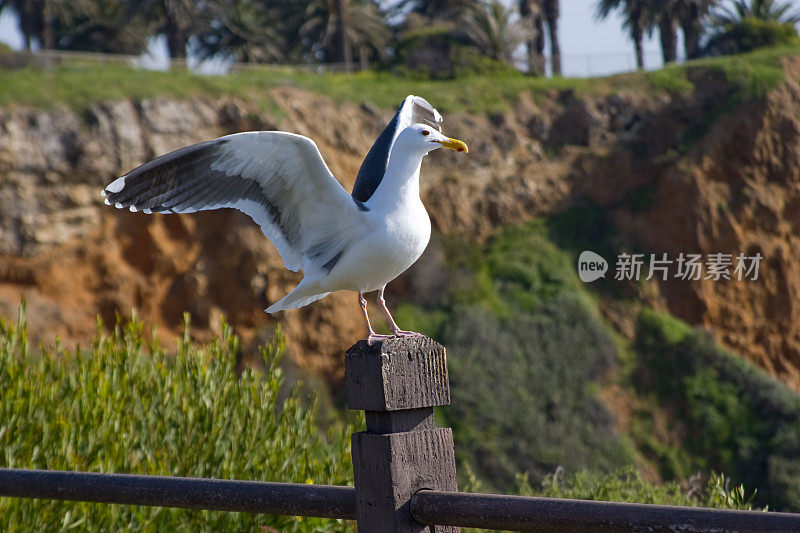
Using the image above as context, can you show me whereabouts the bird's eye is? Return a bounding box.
[421,130,430,136]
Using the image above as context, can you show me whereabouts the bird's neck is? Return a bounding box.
[367,149,424,211]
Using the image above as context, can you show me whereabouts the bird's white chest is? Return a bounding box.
[343,198,431,293]
[380,199,431,259]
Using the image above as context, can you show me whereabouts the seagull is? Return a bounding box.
[101,95,468,345]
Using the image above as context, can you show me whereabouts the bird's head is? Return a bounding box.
[397,124,468,155]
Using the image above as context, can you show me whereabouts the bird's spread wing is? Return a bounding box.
[351,95,442,202]
[102,131,366,273]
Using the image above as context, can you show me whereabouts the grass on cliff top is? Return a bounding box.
[644,44,796,98]
[0,45,796,114]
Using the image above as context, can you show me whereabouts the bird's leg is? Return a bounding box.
[377,286,421,338]
[360,292,392,346]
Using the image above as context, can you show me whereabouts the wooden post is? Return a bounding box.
[346,336,459,532]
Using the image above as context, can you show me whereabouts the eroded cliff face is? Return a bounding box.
[1,59,800,389]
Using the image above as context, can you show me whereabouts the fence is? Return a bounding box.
[4,49,363,74]
[3,336,800,532]
[7,48,672,78]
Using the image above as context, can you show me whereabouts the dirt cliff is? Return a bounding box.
[2,57,800,389]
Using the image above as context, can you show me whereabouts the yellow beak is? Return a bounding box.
[435,137,469,153]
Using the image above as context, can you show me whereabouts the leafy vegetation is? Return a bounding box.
[0,309,354,532]
[631,309,800,511]
[396,204,800,512]
[523,467,761,510]
[396,220,633,491]
[705,17,800,56]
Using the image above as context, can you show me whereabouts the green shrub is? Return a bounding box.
[401,220,632,491]
[441,296,632,490]
[0,308,354,532]
[705,18,800,56]
[633,309,800,511]
[519,466,761,510]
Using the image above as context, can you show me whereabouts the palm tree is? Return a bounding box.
[519,0,545,74]
[195,0,292,63]
[462,1,524,64]
[676,0,718,59]
[714,0,800,23]
[596,0,646,70]
[332,0,351,67]
[126,0,198,60]
[645,0,679,63]
[50,0,149,54]
[705,0,800,55]
[302,0,389,69]
[398,0,482,21]
[0,0,64,50]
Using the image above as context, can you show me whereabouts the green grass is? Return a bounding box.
[0,308,355,532]
[1,45,795,116]
[0,60,592,115]
[644,45,796,99]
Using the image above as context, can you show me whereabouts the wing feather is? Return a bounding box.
[102,131,366,273]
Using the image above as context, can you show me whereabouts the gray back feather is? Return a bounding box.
[351,95,442,202]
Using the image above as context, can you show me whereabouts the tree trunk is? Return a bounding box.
[42,0,55,50]
[164,2,187,62]
[519,0,544,76]
[631,3,644,70]
[532,13,545,75]
[19,0,36,50]
[658,16,677,63]
[681,19,702,59]
[544,0,561,76]
[332,0,352,71]
[547,15,561,76]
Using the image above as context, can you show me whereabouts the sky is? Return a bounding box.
[0,1,674,78]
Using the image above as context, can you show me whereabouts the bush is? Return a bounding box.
[391,24,519,80]
[633,308,800,511]
[0,308,354,532]
[441,296,631,490]
[519,466,761,510]
[398,220,633,491]
[704,17,800,56]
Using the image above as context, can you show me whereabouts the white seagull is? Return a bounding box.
[101,95,468,344]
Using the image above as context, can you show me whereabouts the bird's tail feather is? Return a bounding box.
[266,288,330,314]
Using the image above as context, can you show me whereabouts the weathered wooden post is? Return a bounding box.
[346,336,459,532]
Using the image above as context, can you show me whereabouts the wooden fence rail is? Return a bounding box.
[0,468,356,519]
[3,336,800,532]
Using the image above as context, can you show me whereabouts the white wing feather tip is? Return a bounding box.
[129,205,138,213]
[104,198,110,205]
[100,189,107,197]
[114,202,123,209]
[106,176,126,193]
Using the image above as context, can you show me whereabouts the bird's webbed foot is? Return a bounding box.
[390,328,422,338]
[367,333,394,346]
